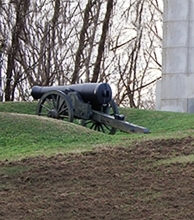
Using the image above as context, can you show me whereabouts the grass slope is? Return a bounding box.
[0,112,114,160]
[1,102,194,220]
[1,101,194,161]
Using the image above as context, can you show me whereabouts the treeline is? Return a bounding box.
[0,0,162,108]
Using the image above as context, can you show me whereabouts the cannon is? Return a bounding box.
[31,83,150,134]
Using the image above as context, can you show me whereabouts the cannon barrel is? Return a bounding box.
[31,83,112,105]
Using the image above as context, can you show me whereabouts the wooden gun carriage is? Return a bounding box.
[31,83,149,134]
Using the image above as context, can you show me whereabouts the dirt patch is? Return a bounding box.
[0,136,194,220]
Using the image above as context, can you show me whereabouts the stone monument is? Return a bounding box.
[156,0,194,112]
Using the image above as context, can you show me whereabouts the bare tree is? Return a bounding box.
[109,0,163,108]
[3,0,30,101]
[0,39,5,101]
[71,0,96,84]
[0,0,163,108]
[91,0,114,82]
[1,0,81,100]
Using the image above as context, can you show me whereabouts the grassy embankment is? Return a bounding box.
[0,101,194,161]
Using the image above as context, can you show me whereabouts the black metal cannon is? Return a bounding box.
[31,83,150,134]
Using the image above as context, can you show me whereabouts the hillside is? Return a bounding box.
[0,102,194,219]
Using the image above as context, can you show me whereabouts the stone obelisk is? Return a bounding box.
[156,0,194,112]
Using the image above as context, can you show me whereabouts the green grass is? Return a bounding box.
[0,101,37,115]
[0,112,115,160]
[120,107,194,134]
[156,155,194,165]
[1,101,194,161]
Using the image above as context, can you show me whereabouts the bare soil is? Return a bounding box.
[0,136,194,220]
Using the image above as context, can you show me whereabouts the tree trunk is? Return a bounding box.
[71,0,94,84]
[91,0,114,82]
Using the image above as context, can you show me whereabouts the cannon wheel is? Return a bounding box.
[81,99,119,134]
[36,90,74,122]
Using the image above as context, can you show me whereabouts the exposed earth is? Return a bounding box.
[0,137,194,220]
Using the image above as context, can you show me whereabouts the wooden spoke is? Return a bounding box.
[81,99,119,134]
[36,90,74,122]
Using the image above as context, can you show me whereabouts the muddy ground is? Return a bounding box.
[0,137,194,220]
